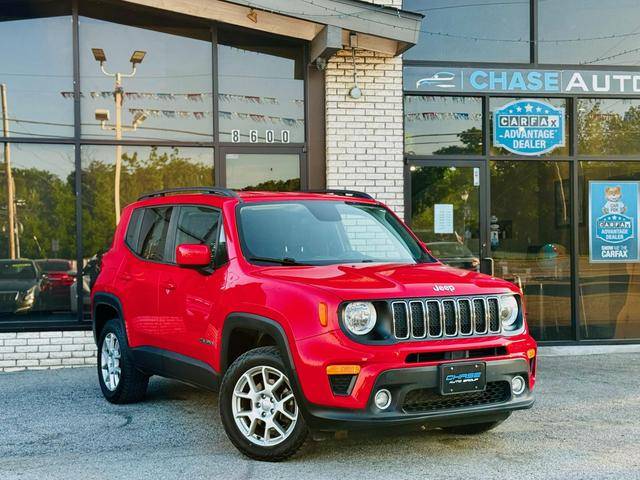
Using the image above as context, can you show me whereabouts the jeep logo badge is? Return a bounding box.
[433,285,455,292]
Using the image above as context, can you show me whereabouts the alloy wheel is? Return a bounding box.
[100,332,121,391]
[231,365,298,446]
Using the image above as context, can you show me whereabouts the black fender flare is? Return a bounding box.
[220,313,313,419]
[92,292,125,343]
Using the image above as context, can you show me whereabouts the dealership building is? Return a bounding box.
[1,0,639,371]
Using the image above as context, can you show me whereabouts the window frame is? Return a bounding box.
[0,0,312,331]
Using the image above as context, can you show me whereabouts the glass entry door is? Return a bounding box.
[409,161,486,272]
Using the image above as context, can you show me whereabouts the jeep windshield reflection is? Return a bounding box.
[237,201,432,266]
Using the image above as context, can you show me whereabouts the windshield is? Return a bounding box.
[0,261,37,280]
[238,201,432,266]
[427,242,474,258]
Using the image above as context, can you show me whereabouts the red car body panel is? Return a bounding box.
[92,191,537,415]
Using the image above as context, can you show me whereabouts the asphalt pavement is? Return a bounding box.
[1,353,639,480]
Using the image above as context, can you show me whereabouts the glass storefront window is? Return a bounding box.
[217,29,305,144]
[0,4,73,139]
[490,161,573,341]
[81,145,214,264]
[225,153,300,191]
[579,162,640,340]
[578,99,640,155]
[0,143,76,323]
[403,0,530,63]
[78,13,213,142]
[540,0,640,65]
[410,165,481,271]
[404,96,482,156]
[489,98,569,156]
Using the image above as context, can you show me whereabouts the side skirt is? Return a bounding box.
[130,346,219,392]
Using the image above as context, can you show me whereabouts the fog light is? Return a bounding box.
[511,375,526,395]
[374,389,392,410]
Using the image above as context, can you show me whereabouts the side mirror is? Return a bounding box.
[176,244,211,268]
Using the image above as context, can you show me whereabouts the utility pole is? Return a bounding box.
[1,84,16,259]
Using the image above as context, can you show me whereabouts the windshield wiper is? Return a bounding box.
[247,256,310,266]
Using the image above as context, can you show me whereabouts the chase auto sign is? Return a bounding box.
[493,100,565,155]
[405,67,640,95]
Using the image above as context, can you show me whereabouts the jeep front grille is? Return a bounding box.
[391,296,502,340]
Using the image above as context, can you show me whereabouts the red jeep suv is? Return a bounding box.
[92,187,537,461]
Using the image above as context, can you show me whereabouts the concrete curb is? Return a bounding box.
[538,345,640,357]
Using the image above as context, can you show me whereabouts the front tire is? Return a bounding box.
[219,346,308,461]
[97,319,149,404]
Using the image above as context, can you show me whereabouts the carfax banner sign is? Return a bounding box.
[493,99,565,155]
[589,181,640,263]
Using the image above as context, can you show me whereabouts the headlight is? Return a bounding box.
[24,286,36,304]
[499,295,519,329]
[343,302,377,335]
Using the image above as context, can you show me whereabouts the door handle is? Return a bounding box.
[120,272,133,282]
[162,281,176,293]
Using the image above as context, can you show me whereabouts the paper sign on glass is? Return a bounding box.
[434,204,454,234]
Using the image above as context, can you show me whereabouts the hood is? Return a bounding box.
[0,279,38,292]
[251,262,518,301]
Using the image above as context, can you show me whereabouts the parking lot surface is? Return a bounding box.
[1,353,639,480]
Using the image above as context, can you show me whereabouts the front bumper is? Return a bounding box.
[302,357,533,430]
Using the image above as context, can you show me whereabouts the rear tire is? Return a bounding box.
[219,346,308,461]
[97,319,149,404]
[442,414,510,435]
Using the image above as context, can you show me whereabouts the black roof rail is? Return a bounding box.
[307,189,375,200]
[138,187,242,202]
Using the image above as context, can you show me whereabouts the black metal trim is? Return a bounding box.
[138,186,241,201]
[307,189,374,200]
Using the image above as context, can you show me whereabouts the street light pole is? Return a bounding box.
[91,49,146,226]
[114,73,123,226]
[1,84,16,259]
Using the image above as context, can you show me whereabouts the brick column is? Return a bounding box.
[324,0,405,217]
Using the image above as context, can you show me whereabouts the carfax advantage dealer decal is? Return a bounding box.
[589,181,640,263]
[493,99,565,155]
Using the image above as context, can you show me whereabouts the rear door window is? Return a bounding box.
[138,206,174,262]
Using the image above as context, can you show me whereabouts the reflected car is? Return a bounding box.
[426,241,480,271]
[35,259,76,311]
[0,259,45,314]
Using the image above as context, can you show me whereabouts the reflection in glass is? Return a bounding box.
[226,153,300,191]
[403,0,529,62]
[79,14,213,141]
[0,144,76,322]
[490,161,572,341]
[0,6,73,138]
[410,166,480,271]
[489,98,569,156]
[404,96,482,156]
[540,0,640,65]
[579,162,640,340]
[578,99,640,155]
[81,145,214,264]
[218,29,305,143]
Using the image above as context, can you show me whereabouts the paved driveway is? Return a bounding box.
[1,354,639,480]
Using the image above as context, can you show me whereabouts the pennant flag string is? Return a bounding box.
[405,112,482,121]
[130,108,304,126]
[60,91,302,105]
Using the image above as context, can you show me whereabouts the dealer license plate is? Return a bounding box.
[440,362,486,395]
